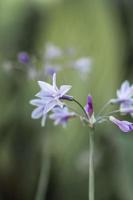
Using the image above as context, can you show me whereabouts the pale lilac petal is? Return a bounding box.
[35,91,53,101]
[52,73,58,90]
[31,106,44,119]
[109,116,133,133]
[127,85,133,97]
[59,85,72,97]
[30,99,44,106]
[38,81,55,94]
[121,81,129,93]
[120,104,133,114]
[43,100,57,114]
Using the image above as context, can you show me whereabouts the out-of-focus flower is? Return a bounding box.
[28,67,38,80]
[44,63,61,76]
[109,116,133,133]
[72,57,92,78]
[18,52,30,64]
[85,95,96,126]
[110,81,133,115]
[44,43,62,60]
[49,106,76,127]
[30,73,72,126]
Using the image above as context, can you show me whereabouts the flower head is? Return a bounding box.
[49,106,76,127]
[109,116,133,133]
[30,73,72,126]
[18,52,30,64]
[111,81,133,115]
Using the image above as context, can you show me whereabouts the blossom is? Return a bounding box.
[18,52,30,64]
[44,43,62,60]
[30,73,72,126]
[49,106,76,127]
[109,116,133,133]
[110,81,133,114]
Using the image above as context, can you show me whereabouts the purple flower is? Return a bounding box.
[49,106,76,127]
[18,52,30,64]
[109,116,133,133]
[45,43,62,60]
[110,81,133,114]
[30,73,72,126]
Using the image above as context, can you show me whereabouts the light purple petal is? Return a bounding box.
[59,85,72,97]
[30,99,45,106]
[43,100,57,114]
[52,73,58,90]
[31,106,44,119]
[109,116,133,133]
[38,81,56,94]
[35,92,53,101]
[121,81,130,93]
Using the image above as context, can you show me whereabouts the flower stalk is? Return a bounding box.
[89,128,95,200]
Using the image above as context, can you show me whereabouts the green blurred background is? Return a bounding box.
[0,0,133,199]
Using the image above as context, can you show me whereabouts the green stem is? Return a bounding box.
[89,128,95,200]
[96,100,111,118]
[35,139,50,200]
[73,98,88,119]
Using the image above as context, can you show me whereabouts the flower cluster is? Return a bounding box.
[30,75,133,133]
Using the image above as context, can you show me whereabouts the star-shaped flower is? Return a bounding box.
[30,73,72,126]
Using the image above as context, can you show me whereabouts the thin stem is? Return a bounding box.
[35,140,50,200]
[96,109,121,123]
[89,128,95,200]
[96,100,111,118]
[73,98,89,119]
[105,109,121,116]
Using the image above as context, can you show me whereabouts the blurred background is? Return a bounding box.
[0,0,133,199]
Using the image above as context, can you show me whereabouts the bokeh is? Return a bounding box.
[0,0,133,200]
